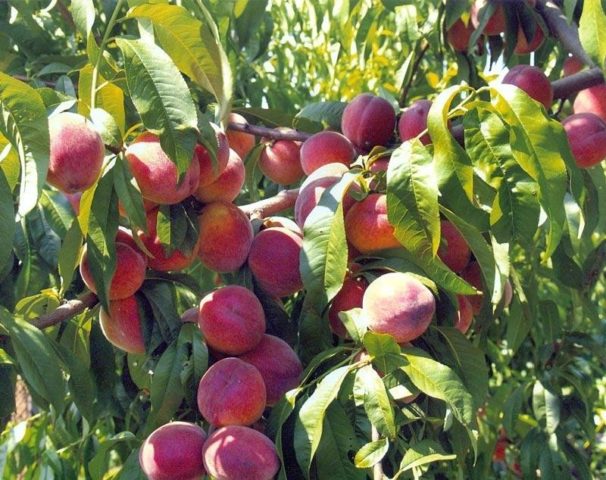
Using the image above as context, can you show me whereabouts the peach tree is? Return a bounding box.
[0,0,605,479]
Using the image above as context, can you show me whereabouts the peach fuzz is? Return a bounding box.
[259,132,304,185]
[341,93,396,152]
[239,334,303,406]
[438,220,471,273]
[562,113,606,168]
[198,285,265,355]
[398,99,433,145]
[197,201,254,272]
[47,112,104,194]
[300,131,356,175]
[248,227,303,298]
[139,422,207,480]
[471,0,506,36]
[139,208,199,272]
[446,18,474,53]
[454,295,474,334]
[362,272,436,343]
[328,275,368,338]
[194,148,245,203]
[573,84,606,122]
[195,124,230,188]
[197,357,266,427]
[80,242,146,300]
[502,65,553,109]
[345,193,400,254]
[125,132,200,205]
[203,426,280,480]
[99,295,145,354]
[225,112,256,160]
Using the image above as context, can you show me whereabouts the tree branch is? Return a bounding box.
[227,122,311,142]
[552,67,605,99]
[398,41,430,108]
[32,292,98,329]
[239,189,299,219]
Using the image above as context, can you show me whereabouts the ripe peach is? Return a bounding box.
[341,93,396,152]
[139,208,199,272]
[502,65,553,109]
[239,334,303,406]
[259,134,304,185]
[261,216,303,236]
[345,193,400,254]
[203,426,280,480]
[362,272,436,343]
[47,112,104,193]
[198,285,265,355]
[65,192,82,214]
[180,307,198,324]
[99,295,145,354]
[461,261,483,315]
[328,275,368,338]
[446,18,474,53]
[125,132,200,205]
[194,148,244,203]
[438,220,471,273]
[573,84,606,122]
[514,25,544,55]
[454,295,474,334]
[562,113,606,168]
[248,227,303,298]
[398,99,433,145]
[80,242,146,300]
[471,0,506,36]
[139,422,207,480]
[503,279,513,307]
[563,55,584,77]
[226,113,256,160]
[300,131,356,175]
[197,358,266,427]
[196,124,230,188]
[197,202,254,272]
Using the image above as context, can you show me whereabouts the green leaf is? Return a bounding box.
[116,37,198,175]
[356,365,396,439]
[387,139,440,256]
[139,282,182,349]
[354,437,389,469]
[88,432,138,480]
[579,0,606,68]
[362,332,405,375]
[532,380,560,435]
[128,3,233,118]
[39,190,73,237]
[71,0,96,38]
[396,439,456,475]
[338,308,368,344]
[0,73,50,216]
[0,168,15,273]
[58,219,83,294]
[294,365,353,476]
[113,156,146,232]
[294,101,347,131]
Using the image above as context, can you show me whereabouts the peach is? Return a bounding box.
[562,113,606,168]
[194,148,244,203]
[197,358,266,427]
[328,275,368,338]
[248,227,303,298]
[341,93,396,152]
[503,279,513,307]
[573,84,606,122]
[362,272,436,343]
[261,216,303,236]
[398,99,433,145]
[80,242,147,300]
[125,132,200,205]
[300,131,356,175]
[446,19,474,53]
[238,334,303,406]
[438,220,471,273]
[226,113,256,160]
[471,0,506,36]
[180,307,199,323]
[461,261,483,315]
[345,193,400,254]
[454,295,474,334]
[197,202,253,272]
[259,134,304,185]
[65,192,82,214]
[47,112,104,193]
[139,208,199,272]
[203,426,280,480]
[139,422,207,480]
[502,65,553,109]
[196,124,230,188]
[563,55,584,77]
[198,285,265,355]
[99,295,145,354]
[514,25,544,55]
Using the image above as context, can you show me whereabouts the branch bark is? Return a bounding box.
[239,189,299,219]
[227,121,311,142]
[552,67,604,99]
[32,292,98,329]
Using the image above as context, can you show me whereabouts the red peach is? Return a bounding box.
[563,55,584,77]
[502,65,553,109]
[514,25,544,55]
[261,216,303,237]
[461,261,483,315]
[345,193,400,254]
[573,84,606,122]
[259,135,304,185]
[180,307,199,324]
[454,295,474,334]
[562,113,606,168]
[328,275,368,338]
[300,131,356,175]
[195,124,230,187]
[398,99,433,145]
[471,0,506,36]
[99,295,145,354]
[194,148,245,203]
[341,93,396,152]
[438,220,471,273]
[226,113,256,160]
[446,19,475,53]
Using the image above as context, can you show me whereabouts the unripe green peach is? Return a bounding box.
[47,112,104,193]
[345,193,400,254]
[197,357,266,427]
[139,422,207,480]
[99,295,145,354]
[198,285,265,355]
[202,426,280,480]
[341,93,396,152]
[197,202,253,272]
[502,65,553,109]
[194,148,245,203]
[362,272,436,343]
[300,131,356,175]
[398,99,432,145]
[125,132,200,205]
[562,113,606,168]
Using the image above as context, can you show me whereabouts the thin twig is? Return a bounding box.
[239,189,299,219]
[32,292,98,329]
[552,67,605,99]
[227,122,311,142]
[399,41,430,108]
